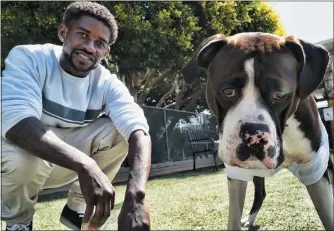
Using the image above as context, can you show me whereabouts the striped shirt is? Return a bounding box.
[2,44,149,141]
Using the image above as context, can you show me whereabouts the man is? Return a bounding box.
[1,2,151,231]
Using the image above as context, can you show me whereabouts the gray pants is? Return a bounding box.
[1,117,128,225]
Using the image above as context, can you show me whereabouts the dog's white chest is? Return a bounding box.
[282,116,316,166]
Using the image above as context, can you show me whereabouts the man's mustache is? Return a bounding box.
[71,48,96,61]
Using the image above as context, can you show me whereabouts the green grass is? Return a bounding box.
[1,168,326,230]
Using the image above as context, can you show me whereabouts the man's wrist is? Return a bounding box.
[125,187,146,203]
[72,150,95,174]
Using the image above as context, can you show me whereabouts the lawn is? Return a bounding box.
[1,167,326,230]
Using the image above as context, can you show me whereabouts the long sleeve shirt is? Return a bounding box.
[2,43,149,141]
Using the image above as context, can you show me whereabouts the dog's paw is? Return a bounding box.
[241,212,258,227]
[241,219,254,227]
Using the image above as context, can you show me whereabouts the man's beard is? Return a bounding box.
[64,48,98,72]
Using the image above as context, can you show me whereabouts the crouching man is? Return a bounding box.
[1,2,151,231]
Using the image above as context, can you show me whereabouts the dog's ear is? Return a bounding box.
[206,79,217,116]
[181,34,227,84]
[285,36,329,100]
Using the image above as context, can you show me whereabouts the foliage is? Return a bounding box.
[105,1,200,73]
[1,2,68,67]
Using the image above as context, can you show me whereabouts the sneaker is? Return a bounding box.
[6,222,32,231]
[60,204,84,230]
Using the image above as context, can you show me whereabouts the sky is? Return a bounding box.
[267,2,333,43]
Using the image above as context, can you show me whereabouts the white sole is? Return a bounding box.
[59,216,80,230]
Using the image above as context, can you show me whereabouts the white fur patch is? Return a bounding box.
[241,211,259,227]
[218,58,280,168]
[282,116,316,166]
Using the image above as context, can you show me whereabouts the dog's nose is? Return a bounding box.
[239,123,270,145]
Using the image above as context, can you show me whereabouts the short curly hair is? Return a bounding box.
[63,1,118,44]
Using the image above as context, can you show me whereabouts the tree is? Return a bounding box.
[1,2,68,68]
[102,1,201,107]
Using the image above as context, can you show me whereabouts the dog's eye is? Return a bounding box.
[273,90,286,100]
[222,88,236,98]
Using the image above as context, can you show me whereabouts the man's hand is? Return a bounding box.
[78,159,115,229]
[118,191,150,231]
[117,130,152,231]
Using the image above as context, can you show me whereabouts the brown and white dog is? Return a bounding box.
[181,32,334,230]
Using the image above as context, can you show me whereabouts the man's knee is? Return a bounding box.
[93,117,127,148]
[94,117,117,134]
[2,153,48,185]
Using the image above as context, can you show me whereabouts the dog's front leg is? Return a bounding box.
[227,177,248,230]
[242,176,266,227]
[306,168,333,230]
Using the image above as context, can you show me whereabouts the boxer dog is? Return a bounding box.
[181,32,333,230]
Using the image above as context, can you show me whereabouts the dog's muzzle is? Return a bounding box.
[219,119,280,170]
[237,122,276,168]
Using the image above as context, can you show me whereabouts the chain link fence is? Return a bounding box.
[142,106,217,164]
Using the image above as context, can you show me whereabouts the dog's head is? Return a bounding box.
[182,32,329,169]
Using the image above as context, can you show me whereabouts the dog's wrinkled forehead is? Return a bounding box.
[224,32,287,55]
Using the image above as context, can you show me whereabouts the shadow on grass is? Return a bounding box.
[148,165,225,182]
[38,191,123,210]
[248,225,261,231]
[38,190,68,202]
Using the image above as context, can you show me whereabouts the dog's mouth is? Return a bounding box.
[232,156,277,169]
[219,133,281,170]
[236,157,268,169]
[236,142,278,169]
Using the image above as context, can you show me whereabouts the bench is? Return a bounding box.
[187,129,220,171]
